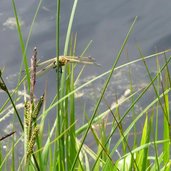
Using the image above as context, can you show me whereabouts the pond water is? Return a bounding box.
[0,0,171,160]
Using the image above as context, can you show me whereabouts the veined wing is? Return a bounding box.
[6,56,100,82]
[35,55,101,77]
[59,56,101,66]
[38,56,100,67]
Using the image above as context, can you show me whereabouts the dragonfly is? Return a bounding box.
[5,55,100,83]
[35,55,101,76]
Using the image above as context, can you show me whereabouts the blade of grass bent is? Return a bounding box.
[0,75,23,130]
[0,49,169,121]
[139,49,170,125]
[100,55,171,167]
[141,51,170,169]
[35,121,77,156]
[92,41,171,170]
[12,0,42,92]
[11,0,30,90]
[12,1,42,170]
[110,88,171,159]
[36,49,171,124]
[76,89,141,135]
[70,16,138,170]
[63,0,78,55]
[120,139,169,160]
[100,87,171,170]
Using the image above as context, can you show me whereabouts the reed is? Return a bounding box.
[0,0,170,170]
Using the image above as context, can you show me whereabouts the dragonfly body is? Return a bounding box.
[5,56,100,82]
[36,55,100,76]
[39,56,99,67]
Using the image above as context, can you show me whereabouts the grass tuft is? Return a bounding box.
[0,1,170,170]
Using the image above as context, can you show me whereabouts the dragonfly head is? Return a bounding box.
[53,56,69,66]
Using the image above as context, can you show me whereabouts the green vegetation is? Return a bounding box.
[0,0,170,170]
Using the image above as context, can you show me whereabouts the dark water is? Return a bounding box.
[0,0,171,162]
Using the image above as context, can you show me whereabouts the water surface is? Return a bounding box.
[0,0,171,159]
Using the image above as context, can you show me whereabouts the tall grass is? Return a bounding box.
[0,0,170,170]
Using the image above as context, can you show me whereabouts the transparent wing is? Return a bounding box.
[60,56,98,65]
[5,55,100,84]
[38,56,101,68]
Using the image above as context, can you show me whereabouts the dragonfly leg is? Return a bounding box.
[53,61,63,73]
[59,66,63,73]
[54,65,63,73]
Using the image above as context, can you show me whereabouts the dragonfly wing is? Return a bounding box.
[36,55,101,75]
[61,56,96,61]
[36,62,55,77]
[59,56,100,66]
